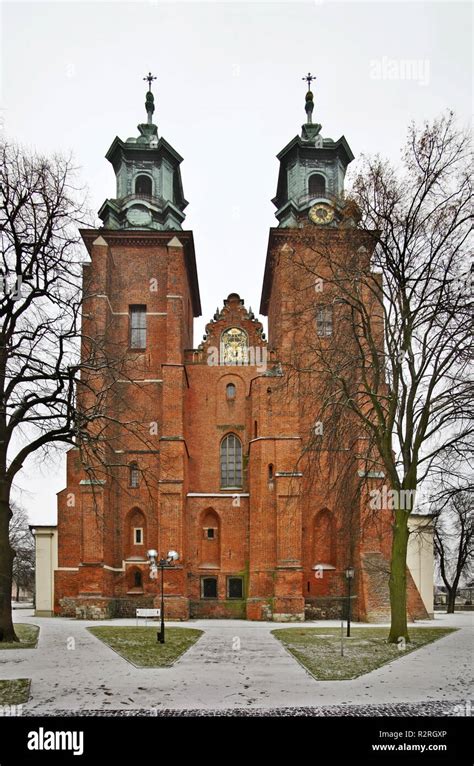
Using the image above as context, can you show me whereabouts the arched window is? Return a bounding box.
[268,464,274,481]
[226,383,236,401]
[134,570,143,588]
[308,173,326,198]
[220,433,243,488]
[127,566,144,593]
[129,462,140,488]
[135,174,152,196]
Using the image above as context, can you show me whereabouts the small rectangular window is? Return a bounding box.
[227,577,243,599]
[205,528,215,540]
[133,528,143,545]
[130,305,147,348]
[316,305,333,337]
[201,577,218,599]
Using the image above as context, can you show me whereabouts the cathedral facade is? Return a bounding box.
[53,78,431,622]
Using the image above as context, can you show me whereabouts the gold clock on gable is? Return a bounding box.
[221,328,248,365]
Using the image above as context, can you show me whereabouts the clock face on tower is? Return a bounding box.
[309,203,335,225]
[126,205,152,227]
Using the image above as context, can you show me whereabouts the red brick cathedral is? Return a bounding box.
[55,77,429,622]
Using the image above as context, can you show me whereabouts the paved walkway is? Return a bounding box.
[1,611,472,713]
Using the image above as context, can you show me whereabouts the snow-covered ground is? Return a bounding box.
[1,611,472,715]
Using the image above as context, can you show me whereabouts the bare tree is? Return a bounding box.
[0,142,86,640]
[9,505,34,601]
[433,490,473,613]
[281,111,472,641]
[0,141,175,641]
[0,143,134,640]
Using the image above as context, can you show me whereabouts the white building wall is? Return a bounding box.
[32,526,58,617]
[407,514,434,617]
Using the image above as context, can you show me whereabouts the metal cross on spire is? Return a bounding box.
[302,72,316,92]
[143,72,157,92]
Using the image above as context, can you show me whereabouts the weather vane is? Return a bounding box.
[143,72,157,92]
[302,72,316,91]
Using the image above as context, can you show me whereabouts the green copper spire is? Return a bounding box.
[301,72,321,142]
[302,72,315,124]
[143,72,157,125]
[270,74,354,227]
[98,72,188,231]
[137,72,158,142]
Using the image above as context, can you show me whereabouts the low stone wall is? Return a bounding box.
[59,595,154,620]
[189,599,246,619]
[304,597,360,621]
[113,596,155,618]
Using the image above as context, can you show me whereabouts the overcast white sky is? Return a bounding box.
[1,0,471,525]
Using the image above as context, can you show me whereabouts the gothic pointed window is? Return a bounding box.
[220,433,243,489]
[309,173,326,198]
[135,174,152,196]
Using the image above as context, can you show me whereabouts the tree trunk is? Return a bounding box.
[15,581,19,602]
[446,589,456,614]
[388,508,410,643]
[0,489,18,642]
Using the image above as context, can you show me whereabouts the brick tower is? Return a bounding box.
[55,76,201,619]
[259,76,429,622]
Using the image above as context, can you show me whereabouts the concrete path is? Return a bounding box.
[0,611,472,713]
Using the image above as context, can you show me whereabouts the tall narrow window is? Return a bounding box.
[129,462,140,488]
[130,305,147,348]
[226,383,236,401]
[309,173,326,197]
[316,305,333,337]
[220,433,243,489]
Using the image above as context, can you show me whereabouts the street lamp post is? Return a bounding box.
[345,566,355,638]
[147,549,179,644]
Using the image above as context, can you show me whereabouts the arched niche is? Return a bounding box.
[199,509,221,569]
[125,507,147,560]
[313,508,335,567]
